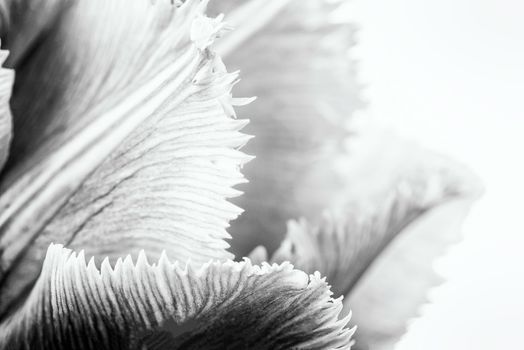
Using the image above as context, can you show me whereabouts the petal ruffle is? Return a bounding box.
[0,244,354,350]
[0,0,250,317]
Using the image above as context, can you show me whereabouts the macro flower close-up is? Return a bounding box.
[0,0,491,349]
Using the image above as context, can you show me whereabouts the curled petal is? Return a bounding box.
[259,134,482,348]
[266,135,480,295]
[0,0,251,318]
[0,244,355,350]
[347,198,477,350]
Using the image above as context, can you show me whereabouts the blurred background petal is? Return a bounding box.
[347,0,524,348]
[212,0,364,257]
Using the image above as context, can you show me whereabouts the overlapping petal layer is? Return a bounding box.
[0,244,354,350]
[0,1,482,349]
[0,0,250,318]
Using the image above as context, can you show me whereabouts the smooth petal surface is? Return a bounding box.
[214,0,364,256]
[210,0,292,57]
[208,0,240,16]
[347,199,477,350]
[0,47,12,170]
[0,244,354,350]
[0,0,250,318]
[0,0,66,67]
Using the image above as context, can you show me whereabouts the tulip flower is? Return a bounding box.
[0,0,480,349]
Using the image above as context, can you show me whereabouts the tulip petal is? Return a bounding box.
[210,0,293,57]
[0,244,354,350]
[213,0,364,256]
[258,134,481,348]
[347,198,478,350]
[0,47,12,171]
[264,135,477,293]
[0,0,250,317]
[0,0,66,68]
[2,0,190,170]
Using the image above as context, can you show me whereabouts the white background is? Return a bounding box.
[347,0,524,348]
